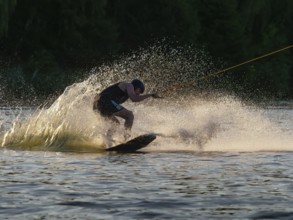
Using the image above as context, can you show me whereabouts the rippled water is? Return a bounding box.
[1,90,293,220]
[1,149,293,219]
[0,105,292,219]
[2,44,293,219]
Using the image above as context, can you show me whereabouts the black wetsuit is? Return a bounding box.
[94,83,129,117]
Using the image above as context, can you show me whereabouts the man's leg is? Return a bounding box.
[104,115,120,140]
[108,115,120,125]
[113,108,134,130]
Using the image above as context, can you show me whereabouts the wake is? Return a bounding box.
[1,45,292,152]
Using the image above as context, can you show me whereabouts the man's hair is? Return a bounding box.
[131,79,145,93]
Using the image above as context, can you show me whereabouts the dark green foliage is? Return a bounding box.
[0,0,17,35]
[106,0,200,50]
[0,0,292,99]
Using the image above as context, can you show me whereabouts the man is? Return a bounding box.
[93,79,160,138]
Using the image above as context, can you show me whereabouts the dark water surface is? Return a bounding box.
[1,47,293,219]
[1,150,293,219]
[1,103,293,219]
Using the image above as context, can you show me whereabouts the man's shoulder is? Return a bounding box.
[119,81,132,90]
[119,81,130,85]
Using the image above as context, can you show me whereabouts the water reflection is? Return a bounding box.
[1,150,293,218]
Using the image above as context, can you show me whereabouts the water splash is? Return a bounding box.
[1,45,292,152]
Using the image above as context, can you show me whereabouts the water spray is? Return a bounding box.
[163,44,293,94]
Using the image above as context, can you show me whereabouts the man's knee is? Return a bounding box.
[124,110,134,130]
[125,110,134,121]
[114,109,134,121]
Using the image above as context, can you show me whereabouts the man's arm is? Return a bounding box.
[125,83,158,102]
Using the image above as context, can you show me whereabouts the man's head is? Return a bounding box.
[131,79,145,94]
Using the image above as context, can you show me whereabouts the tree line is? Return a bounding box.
[0,0,292,100]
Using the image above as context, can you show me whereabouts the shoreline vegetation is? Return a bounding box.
[0,0,292,101]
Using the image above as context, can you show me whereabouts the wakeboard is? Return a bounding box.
[106,133,156,153]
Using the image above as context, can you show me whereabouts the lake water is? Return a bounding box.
[1,100,293,219]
